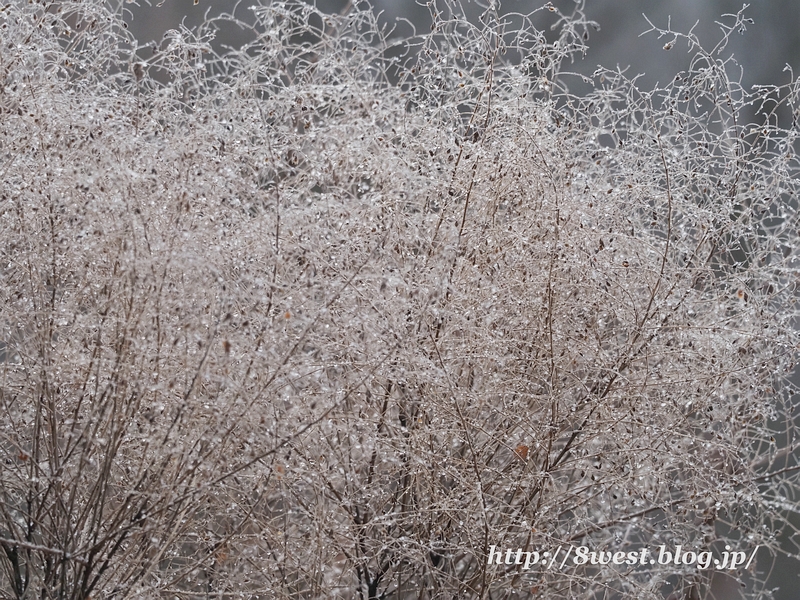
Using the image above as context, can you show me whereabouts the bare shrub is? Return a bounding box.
[1,0,799,598]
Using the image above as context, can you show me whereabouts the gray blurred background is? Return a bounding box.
[123,0,800,93]
[122,0,800,597]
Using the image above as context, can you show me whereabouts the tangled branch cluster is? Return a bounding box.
[2,0,800,598]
